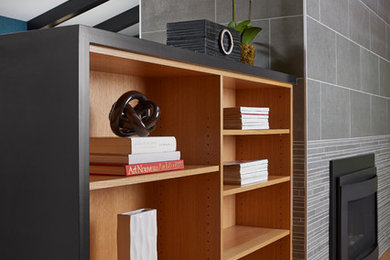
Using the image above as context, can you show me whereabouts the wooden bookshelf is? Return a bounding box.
[88,45,292,259]
[223,225,290,260]
[0,26,294,259]
[87,44,293,259]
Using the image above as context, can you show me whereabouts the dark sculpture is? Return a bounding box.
[109,91,160,137]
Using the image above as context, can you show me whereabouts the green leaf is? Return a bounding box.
[228,21,236,29]
[235,20,251,33]
[241,26,262,44]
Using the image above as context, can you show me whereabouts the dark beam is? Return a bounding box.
[94,6,139,32]
[28,0,109,30]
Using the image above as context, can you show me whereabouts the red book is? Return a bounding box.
[90,160,184,176]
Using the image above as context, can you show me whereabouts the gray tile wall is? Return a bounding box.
[141,0,304,76]
[306,0,390,258]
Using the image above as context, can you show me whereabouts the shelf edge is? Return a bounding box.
[223,129,290,136]
[90,165,219,191]
[223,176,291,196]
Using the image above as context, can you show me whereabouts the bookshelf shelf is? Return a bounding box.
[90,165,219,190]
[223,176,291,196]
[223,129,290,135]
[223,225,290,260]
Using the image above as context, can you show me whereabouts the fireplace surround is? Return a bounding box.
[330,154,378,260]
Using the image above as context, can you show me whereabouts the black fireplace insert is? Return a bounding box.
[330,154,378,260]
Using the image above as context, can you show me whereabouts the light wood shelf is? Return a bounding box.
[223,176,291,196]
[90,165,219,190]
[223,129,290,135]
[223,225,290,260]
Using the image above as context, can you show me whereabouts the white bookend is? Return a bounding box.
[117,209,157,260]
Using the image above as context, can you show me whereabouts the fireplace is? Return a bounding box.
[330,154,378,260]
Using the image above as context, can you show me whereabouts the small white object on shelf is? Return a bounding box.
[117,208,157,260]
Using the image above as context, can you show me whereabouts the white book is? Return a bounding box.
[224,114,269,120]
[117,208,157,260]
[224,174,268,183]
[224,107,270,114]
[224,169,268,179]
[90,136,177,155]
[224,160,269,174]
[130,137,177,154]
[224,166,268,175]
[224,118,269,124]
[224,159,268,168]
[90,151,181,164]
[224,120,269,127]
[230,124,270,130]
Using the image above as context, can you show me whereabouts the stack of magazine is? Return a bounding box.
[223,159,268,185]
[224,107,270,130]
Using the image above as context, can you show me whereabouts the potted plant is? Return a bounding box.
[228,0,262,65]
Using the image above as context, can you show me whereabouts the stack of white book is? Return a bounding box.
[223,159,268,185]
[224,106,270,130]
[89,136,184,176]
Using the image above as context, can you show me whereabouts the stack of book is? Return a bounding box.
[223,159,268,185]
[224,106,270,130]
[89,136,184,176]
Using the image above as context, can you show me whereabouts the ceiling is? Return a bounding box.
[0,0,68,21]
[0,0,140,36]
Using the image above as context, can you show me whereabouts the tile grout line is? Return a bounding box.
[306,15,390,63]
[251,14,303,22]
[307,77,390,100]
[307,133,390,144]
[220,14,303,25]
